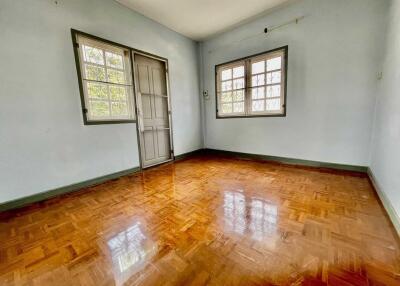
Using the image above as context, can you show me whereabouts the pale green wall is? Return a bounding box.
[0,0,202,203]
[370,0,400,221]
[201,0,388,166]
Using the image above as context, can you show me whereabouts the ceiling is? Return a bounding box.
[115,0,292,41]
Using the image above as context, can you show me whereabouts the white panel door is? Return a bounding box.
[134,53,172,168]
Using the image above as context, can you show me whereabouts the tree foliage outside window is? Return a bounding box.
[74,33,136,123]
[216,46,287,118]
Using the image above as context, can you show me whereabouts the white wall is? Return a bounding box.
[370,0,400,219]
[201,0,388,166]
[0,0,202,203]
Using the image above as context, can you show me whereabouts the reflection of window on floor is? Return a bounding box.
[224,191,246,235]
[107,222,156,285]
[249,199,278,241]
[223,191,278,240]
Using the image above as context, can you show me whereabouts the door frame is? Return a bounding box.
[131,51,175,169]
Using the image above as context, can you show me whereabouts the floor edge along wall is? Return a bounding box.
[2,148,399,238]
[367,168,400,237]
[0,149,368,212]
[0,167,141,212]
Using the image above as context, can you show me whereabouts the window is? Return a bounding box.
[216,46,287,118]
[72,31,135,124]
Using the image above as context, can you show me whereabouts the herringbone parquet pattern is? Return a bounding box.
[0,155,399,285]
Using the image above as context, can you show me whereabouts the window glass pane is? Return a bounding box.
[78,36,135,121]
[221,80,232,92]
[252,87,265,99]
[83,45,104,65]
[109,86,127,101]
[221,92,233,103]
[221,69,232,80]
[107,69,125,84]
[233,78,244,90]
[252,74,265,87]
[233,90,244,101]
[111,102,128,116]
[90,100,110,117]
[252,61,265,74]
[252,100,265,112]
[87,82,108,99]
[233,66,244,78]
[85,64,106,81]
[266,98,281,111]
[267,71,281,84]
[221,103,233,114]
[106,52,124,69]
[266,85,281,98]
[215,48,286,117]
[267,56,282,71]
[233,102,244,113]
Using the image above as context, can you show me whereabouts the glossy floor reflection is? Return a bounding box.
[108,221,157,286]
[0,155,399,285]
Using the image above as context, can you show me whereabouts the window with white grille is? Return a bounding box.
[216,46,287,118]
[74,33,135,124]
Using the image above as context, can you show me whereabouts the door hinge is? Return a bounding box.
[83,108,88,114]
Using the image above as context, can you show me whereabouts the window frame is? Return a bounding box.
[215,46,288,119]
[71,29,137,125]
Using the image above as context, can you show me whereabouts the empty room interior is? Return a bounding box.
[1,0,400,285]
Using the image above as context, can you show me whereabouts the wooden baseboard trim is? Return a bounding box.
[204,148,368,173]
[0,166,140,213]
[367,168,400,237]
[0,149,205,212]
[0,149,369,213]
[174,149,205,161]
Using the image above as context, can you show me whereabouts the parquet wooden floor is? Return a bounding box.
[0,155,399,286]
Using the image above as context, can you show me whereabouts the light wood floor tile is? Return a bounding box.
[0,155,399,285]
